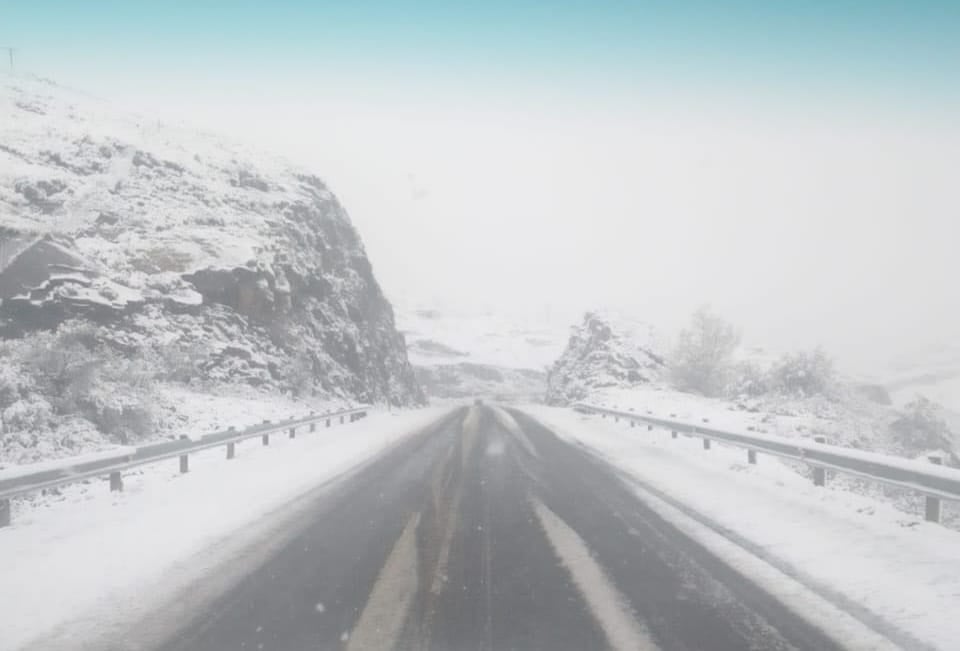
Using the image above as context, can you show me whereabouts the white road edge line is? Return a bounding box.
[531,496,660,651]
[623,479,901,651]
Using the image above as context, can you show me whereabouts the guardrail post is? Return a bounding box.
[812,467,826,486]
[289,427,296,439]
[926,456,943,522]
[340,415,345,424]
[671,430,678,439]
[326,418,331,428]
[647,424,653,431]
[1,498,10,527]
[226,442,235,459]
[262,434,270,446]
[109,471,123,492]
[703,438,711,450]
[812,436,827,486]
[748,450,757,464]
[179,454,189,474]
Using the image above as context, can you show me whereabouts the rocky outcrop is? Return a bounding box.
[0,75,423,407]
[545,312,665,405]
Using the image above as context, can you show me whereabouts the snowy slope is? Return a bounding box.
[396,304,571,400]
[0,74,423,463]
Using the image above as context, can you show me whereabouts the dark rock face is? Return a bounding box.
[0,76,424,406]
[545,312,665,405]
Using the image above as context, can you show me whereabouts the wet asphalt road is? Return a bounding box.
[153,405,851,651]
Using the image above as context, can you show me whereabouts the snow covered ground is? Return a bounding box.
[0,406,450,651]
[397,304,572,370]
[582,384,907,458]
[0,382,356,469]
[527,405,960,651]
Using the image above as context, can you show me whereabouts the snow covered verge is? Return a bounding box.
[527,406,960,650]
[0,406,451,651]
[0,373,357,467]
[547,312,957,465]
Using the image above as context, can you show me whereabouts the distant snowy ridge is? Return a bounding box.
[397,304,570,400]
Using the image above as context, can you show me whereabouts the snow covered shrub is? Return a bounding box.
[670,307,740,397]
[2,395,55,432]
[284,351,315,398]
[769,348,835,397]
[18,321,158,442]
[890,396,953,451]
[0,359,23,412]
[726,361,771,397]
[156,341,207,383]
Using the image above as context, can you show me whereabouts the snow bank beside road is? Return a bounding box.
[526,406,960,651]
[0,407,451,651]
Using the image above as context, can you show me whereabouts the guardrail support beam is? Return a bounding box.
[179,454,189,474]
[226,442,235,459]
[0,498,10,527]
[748,450,757,465]
[109,471,123,492]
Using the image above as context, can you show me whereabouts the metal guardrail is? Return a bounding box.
[573,402,960,524]
[0,406,369,527]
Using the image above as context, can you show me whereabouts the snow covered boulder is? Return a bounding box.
[546,311,666,405]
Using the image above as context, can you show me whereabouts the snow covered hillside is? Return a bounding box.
[397,304,570,401]
[546,312,957,464]
[0,74,423,464]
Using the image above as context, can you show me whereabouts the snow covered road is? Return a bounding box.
[4,404,949,650]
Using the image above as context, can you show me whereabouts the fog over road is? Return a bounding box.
[151,406,858,651]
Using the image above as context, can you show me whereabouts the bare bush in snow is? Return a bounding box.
[726,361,772,397]
[890,396,953,452]
[670,307,740,397]
[769,348,836,398]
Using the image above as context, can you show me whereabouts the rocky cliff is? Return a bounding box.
[0,74,423,459]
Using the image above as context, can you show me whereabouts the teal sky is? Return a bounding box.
[3,1,959,108]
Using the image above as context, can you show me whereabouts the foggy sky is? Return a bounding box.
[4,1,959,372]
